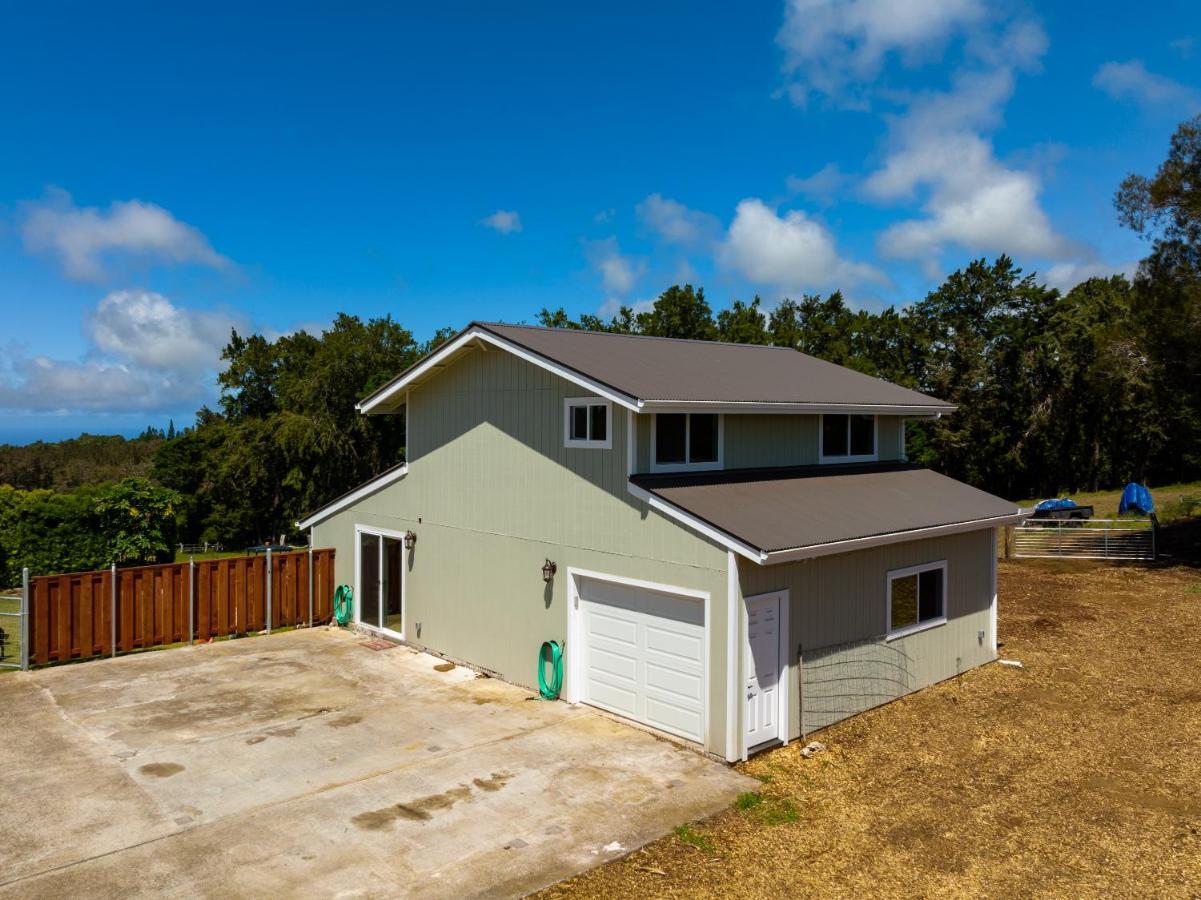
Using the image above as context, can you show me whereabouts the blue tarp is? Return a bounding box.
[1036,498,1078,511]
[1118,482,1155,515]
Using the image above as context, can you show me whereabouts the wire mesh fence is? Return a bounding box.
[799,635,916,739]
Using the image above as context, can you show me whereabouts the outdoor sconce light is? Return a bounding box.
[404,530,417,551]
[542,559,557,583]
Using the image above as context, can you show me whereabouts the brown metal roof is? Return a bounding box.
[470,322,953,410]
[631,464,1020,556]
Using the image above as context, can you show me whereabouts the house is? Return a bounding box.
[299,322,1024,760]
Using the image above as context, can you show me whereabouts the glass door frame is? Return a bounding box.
[353,523,407,639]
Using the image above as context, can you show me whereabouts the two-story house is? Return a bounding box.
[299,322,1024,761]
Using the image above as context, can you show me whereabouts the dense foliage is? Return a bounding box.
[2,116,1198,579]
[0,478,180,585]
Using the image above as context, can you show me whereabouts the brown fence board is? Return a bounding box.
[27,548,334,666]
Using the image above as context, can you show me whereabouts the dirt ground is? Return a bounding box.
[538,559,1201,899]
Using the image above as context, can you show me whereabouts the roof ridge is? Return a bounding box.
[473,320,799,352]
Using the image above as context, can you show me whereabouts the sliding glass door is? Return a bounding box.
[357,529,404,637]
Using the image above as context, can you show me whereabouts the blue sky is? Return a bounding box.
[1,1,1198,443]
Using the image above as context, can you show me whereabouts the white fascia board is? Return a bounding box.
[638,400,954,416]
[627,482,765,563]
[358,327,642,414]
[762,511,1028,564]
[296,464,409,530]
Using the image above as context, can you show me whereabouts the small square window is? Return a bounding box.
[564,399,611,448]
[822,413,876,461]
[888,562,946,637]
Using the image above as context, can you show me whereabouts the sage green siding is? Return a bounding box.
[312,347,732,753]
[736,528,995,741]
[633,413,908,473]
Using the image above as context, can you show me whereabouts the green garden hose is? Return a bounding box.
[538,640,563,700]
[334,584,353,626]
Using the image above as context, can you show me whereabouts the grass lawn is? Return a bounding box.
[172,549,258,563]
[539,558,1201,898]
[1016,480,1201,521]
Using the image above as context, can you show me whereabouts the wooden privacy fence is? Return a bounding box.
[26,549,335,666]
[1009,519,1156,561]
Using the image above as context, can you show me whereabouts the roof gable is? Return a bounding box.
[359,321,954,415]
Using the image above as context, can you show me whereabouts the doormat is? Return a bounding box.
[360,638,397,651]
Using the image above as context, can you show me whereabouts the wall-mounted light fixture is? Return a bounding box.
[541,558,557,583]
[404,530,417,551]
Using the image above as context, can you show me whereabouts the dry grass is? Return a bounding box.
[537,560,1201,899]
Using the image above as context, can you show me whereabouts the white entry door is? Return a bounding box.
[577,576,706,743]
[744,593,782,749]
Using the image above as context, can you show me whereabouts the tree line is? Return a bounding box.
[1,115,1198,583]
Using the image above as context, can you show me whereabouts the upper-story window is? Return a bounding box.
[820,413,876,462]
[564,398,611,448]
[652,413,722,471]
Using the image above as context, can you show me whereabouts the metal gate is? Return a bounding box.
[1011,519,1156,561]
[0,568,30,671]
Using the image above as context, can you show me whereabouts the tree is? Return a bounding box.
[635,285,716,340]
[716,297,769,344]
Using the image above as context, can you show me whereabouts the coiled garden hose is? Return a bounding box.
[538,640,563,700]
[334,584,353,626]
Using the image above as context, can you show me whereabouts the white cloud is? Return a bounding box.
[586,237,643,296]
[1044,260,1139,293]
[0,291,240,414]
[480,209,522,234]
[19,188,230,281]
[719,198,886,291]
[89,290,237,373]
[593,208,616,225]
[786,163,849,204]
[636,194,720,247]
[1093,60,1201,112]
[778,0,985,105]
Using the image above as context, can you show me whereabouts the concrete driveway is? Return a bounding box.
[0,627,751,899]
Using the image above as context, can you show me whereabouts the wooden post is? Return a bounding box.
[110,562,117,658]
[188,558,195,645]
[308,546,314,627]
[265,547,273,635]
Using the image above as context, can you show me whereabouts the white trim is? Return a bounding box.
[649,412,724,473]
[742,589,790,758]
[763,512,1027,564]
[353,523,409,640]
[989,525,998,656]
[627,409,636,474]
[297,464,409,530]
[358,327,642,414]
[563,397,613,449]
[640,400,952,416]
[886,559,946,639]
[565,567,711,747]
[627,481,764,563]
[818,412,879,464]
[725,550,739,762]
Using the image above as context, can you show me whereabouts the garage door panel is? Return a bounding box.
[579,576,706,745]
[588,646,638,685]
[645,625,703,664]
[645,661,702,702]
[645,697,703,739]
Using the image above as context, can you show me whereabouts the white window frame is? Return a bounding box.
[819,413,879,464]
[563,397,612,449]
[650,412,724,473]
[886,559,947,640]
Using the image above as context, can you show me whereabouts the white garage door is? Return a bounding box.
[578,577,706,743]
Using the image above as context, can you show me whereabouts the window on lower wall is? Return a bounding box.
[652,413,721,470]
[887,561,946,638]
[564,398,611,448]
[821,413,877,462]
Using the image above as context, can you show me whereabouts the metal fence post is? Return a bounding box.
[110,562,117,658]
[188,558,195,645]
[308,546,314,627]
[265,547,273,635]
[20,567,30,671]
